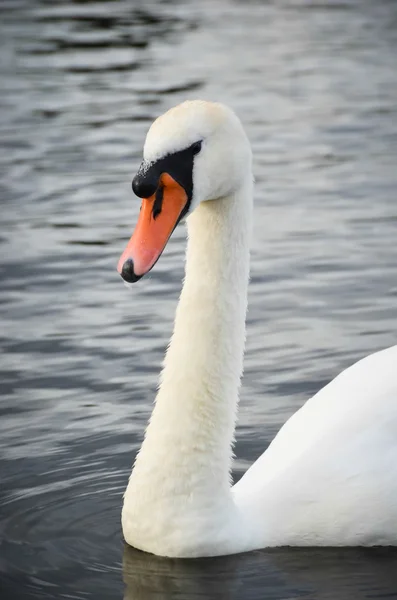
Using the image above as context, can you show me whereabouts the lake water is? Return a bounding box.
[1,0,397,598]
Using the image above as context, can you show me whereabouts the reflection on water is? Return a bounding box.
[123,546,397,600]
[1,0,397,598]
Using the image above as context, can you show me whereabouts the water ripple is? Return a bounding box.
[1,0,397,598]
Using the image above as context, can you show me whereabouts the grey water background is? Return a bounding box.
[1,0,397,598]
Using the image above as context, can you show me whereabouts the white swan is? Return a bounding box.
[117,100,397,558]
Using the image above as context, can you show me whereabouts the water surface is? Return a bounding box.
[1,0,397,598]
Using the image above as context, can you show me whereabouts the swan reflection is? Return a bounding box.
[123,544,397,600]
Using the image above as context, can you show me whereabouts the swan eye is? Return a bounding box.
[191,140,202,155]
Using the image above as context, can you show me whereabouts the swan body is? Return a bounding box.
[118,100,397,557]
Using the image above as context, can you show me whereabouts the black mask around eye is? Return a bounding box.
[132,141,203,212]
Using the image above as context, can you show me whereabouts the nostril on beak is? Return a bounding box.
[121,258,141,283]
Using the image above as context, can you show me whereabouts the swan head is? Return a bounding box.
[117,100,251,283]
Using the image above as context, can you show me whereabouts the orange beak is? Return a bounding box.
[117,173,188,280]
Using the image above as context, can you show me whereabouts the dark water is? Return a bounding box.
[1,0,397,598]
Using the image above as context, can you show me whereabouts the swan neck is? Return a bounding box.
[137,180,252,490]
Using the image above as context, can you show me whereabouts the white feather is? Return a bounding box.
[121,101,397,557]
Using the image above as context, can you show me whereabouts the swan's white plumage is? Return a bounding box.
[234,345,397,548]
[121,100,397,557]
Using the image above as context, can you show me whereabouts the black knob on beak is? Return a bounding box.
[132,166,158,198]
[120,258,141,283]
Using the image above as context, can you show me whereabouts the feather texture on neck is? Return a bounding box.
[122,178,253,557]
